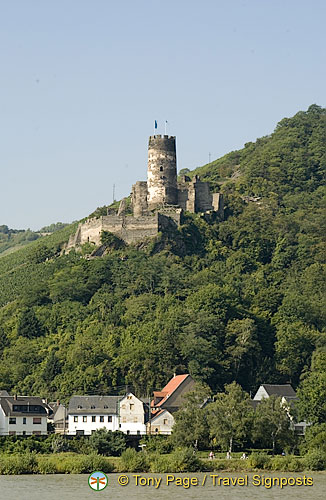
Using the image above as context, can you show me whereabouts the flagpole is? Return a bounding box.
[165,120,168,135]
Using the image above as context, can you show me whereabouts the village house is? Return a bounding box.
[253,384,297,403]
[118,393,148,435]
[148,374,195,435]
[67,393,148,436]
[47,401,67,434]
[0,392,49,436]
[252,384,308,435]
[67,395,120,435]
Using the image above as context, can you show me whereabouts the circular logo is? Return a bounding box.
[88,471,108,491]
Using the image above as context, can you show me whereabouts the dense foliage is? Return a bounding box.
[0,106,325,432]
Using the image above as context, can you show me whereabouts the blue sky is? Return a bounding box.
[1,0,325,229]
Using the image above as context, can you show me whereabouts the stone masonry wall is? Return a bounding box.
[131,181,148,217]
[67,214,160,249]
[147,135,178,210]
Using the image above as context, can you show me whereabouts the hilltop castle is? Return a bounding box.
[67,135,223,248]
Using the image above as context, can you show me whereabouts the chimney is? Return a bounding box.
[14,394,18,400]
[173,373,176,378]
[57,399,60,406]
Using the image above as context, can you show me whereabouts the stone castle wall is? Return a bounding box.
[67,214,161,248]
[68,133,224,250]
[131,181,148,217]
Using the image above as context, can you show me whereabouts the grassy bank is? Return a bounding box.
[0,449,325,474]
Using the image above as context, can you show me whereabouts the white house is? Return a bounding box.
[252,384,309,435]
[253,384,297,404]
[67,395,120,436]
[118,393,147,435]
[0,394,49,436]
[147,409,174,435]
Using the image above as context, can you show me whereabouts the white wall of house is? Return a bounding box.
[0,406,8,435]
[68,414,118,435]
[0,408,47,436]
[148,410,174,435]
[253,386,270,400]
[119,393,146,435]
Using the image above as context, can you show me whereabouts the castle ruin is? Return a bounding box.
[67,135,223,248]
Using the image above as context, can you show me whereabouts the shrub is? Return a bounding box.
[140,435,173,454]
[87,454,114,473]
[36,453,114,474]
[0,453,37,474]
[168,448,202,472]
[248,453,271,469]
[209,458,249,472]
[119,448,149,472]
[37,456,57,474]
[304,450,326,471]
[270,455,304,472]
[148,452,170,473]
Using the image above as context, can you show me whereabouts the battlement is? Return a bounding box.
[149,135,175,140]
[66,208,183,250]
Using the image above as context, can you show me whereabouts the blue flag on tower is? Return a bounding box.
[154,120,157,130]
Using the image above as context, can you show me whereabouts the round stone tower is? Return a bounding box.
[147,135,178,210]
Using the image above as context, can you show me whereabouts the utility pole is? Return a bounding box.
[113,184,116,203]
[209,152,211,164]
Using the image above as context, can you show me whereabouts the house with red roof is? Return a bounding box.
[148,374,195,434]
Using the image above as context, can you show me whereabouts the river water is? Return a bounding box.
[0,472,325,500]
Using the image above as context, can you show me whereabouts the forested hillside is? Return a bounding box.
[0,105,325,423]
[0,222,69,257]
[0,226,40,256]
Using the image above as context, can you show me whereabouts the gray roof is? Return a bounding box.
[261,384,297,398]
[68,395,121,415]
[48,402,66,421]
[0,390,9,397]
[0,396,49,416]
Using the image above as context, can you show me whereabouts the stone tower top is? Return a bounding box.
[147,135,178,210]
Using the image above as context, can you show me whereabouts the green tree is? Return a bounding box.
[171,383,211,450]
[297,351,326,424]
[17,308,44,339]
[42,350,62,384]
[88,429,126,456]
[252,395,292,454]
[275,321,317,383]
[207,382,253,453]
[225,318,260,380]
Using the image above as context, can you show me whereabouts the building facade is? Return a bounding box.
[118,393,147,435]
[0,395,49,436]
[67,393,147,436]
[67,396,120,436]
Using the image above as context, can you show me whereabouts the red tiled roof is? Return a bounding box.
[151,374,189,411]
[150,409,165,421]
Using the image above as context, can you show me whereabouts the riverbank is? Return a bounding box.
[0,449,325,474]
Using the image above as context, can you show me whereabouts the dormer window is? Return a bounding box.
[91,405,95,409]
[77,405,82,409]
[160,166,163,172]
[104,405,108,409]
